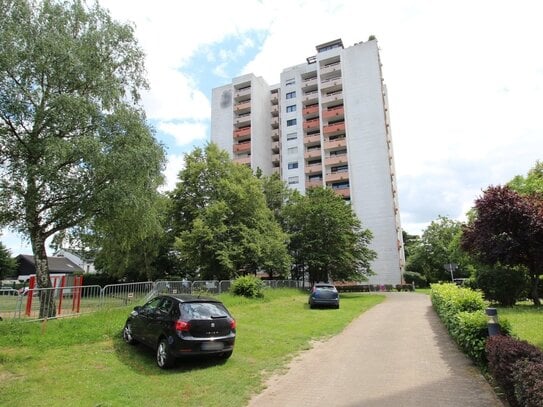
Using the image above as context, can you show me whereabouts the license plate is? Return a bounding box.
[201,341,224,351]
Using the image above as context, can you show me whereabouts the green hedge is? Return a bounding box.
[430,283,510,364]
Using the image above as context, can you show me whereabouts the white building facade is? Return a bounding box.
[211,39,405,285]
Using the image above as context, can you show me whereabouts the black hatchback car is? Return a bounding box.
[123,294,236,369]
[308,283,340,309]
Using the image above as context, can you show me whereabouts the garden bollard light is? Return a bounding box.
[485,307,500,336]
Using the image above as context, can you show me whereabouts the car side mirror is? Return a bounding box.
[131,306,142,315]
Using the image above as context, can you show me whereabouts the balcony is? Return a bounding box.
[233,141,251,154]
[304,163,322,175]
[271,129,280,141]
[323,122,345,136]
[234,100,251,113]
[303,91,318,104]
[333,188,350,198]
[302,76,318,91]
[302,104,319,118]
[303,118,320,131]
[304,149,322,160]
[233,126,251,139]
[234,87,251,100]
[272,166,280,174]
[234,113,251,126]
[233,156,251,165]
[320,77,342,93]
[326,171,349,183]
[272,154,280,164]
[323,137,346,150]
[306,179,323,189]
[271,117,279,129]
[304,133,321,146]
[320,61,341,76]
[271,105,279,117]
[321,91,343,106]
[271,141,280,153]
[325,153,348,166]
[322,105,344,120]
[270,92,279,105]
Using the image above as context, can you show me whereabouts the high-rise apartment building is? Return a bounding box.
[211,38,405,284]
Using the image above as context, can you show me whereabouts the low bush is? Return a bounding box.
[403,271,427,288]
[230,275,264,298]
[476,264,528,306]
[512,358,543,407]
[431,283,488,330]
[450,311,489,365]
[395,284,414,292]
[431,284,511,365]
[486,335,543,406]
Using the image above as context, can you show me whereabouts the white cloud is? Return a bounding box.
[157,121,208,146]
[161,154,186,192]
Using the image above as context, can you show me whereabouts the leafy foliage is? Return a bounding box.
[476,264,528,306]
[171,144,290,280]
[0,241,16,280]
[431,283,511,364]
[403,271,427,288]
[284,187,376,284]
[486,335,543,406]
[230,275,264,298]
[462,185,543,305]
[0,0,165,317]
[512,358,543,407]
[508,160,543,196]
[407,216,474,283]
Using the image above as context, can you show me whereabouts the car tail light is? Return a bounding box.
[175,320,190,332]
[230,319,237,330]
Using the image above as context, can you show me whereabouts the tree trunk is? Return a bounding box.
[530,273,541,306]
[30,231,56,318]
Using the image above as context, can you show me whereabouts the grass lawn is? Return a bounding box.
[0,289,384,407]
[496,303,543,350]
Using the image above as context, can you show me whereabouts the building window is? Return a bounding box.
[286,105,296,113]
[288,161,298,169]
[287,119,297,126]
[286,91,296,99]
[285,78,295,86]
[288,176,299,185]
[287,132,297,141]
[288,147,298,155]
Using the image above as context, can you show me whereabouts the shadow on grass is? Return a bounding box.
[111,332,230,375]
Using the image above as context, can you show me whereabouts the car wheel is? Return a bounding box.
[156,338,175,369]
[123,322,138,345]
[218,350,233,359]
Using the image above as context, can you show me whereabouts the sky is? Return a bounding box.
[3,0,543,255]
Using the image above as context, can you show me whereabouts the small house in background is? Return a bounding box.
[54,248,96,274]
[16,254,83,285]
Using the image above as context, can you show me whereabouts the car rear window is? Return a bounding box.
[316,285,335,290]
[180,302,229,320]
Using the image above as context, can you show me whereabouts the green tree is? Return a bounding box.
[171,144,291,280]
[0,0,165,316]
[0,241,17,280]
[508,161,543,195]
[284,187,376,284]
[260,172,293,226]
[407,216,473,283]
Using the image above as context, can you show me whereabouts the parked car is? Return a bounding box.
[122,294,236,369]
[308,283,340,309]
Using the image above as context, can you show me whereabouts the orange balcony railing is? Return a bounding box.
[323,138,346,150]
[323,122,345,135]
[322,106,344,120]
[233,142,251,153]
[233,127,251,139]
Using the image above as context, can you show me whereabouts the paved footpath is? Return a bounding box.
[247,293,503,407]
